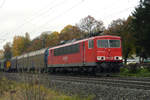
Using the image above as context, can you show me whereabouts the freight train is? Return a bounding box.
[0,35,123,74]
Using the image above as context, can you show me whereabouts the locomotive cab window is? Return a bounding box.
[97,39,120,48]
[109,40,120,48]
[97,40,109,48]
[88,40,94,48]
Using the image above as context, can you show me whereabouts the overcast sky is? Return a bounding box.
[0,0,140,49]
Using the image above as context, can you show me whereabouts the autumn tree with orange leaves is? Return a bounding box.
[12,33,31,56]
[59,25,83,41]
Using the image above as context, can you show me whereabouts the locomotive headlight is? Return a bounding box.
[115,56,122,60]
[97,56,105,60]
[118,56,122,60]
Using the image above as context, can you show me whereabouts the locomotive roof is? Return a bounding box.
[49,35,120,50]
[95,35,121,39]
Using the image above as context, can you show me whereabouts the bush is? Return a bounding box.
[119,66,150,77]
[120,68,129,73]
[139,68,149,73]
[137,68,150,77]
[119,68,129,76]
[128,63,139,73]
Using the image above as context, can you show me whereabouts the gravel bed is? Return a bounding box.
[48,79,150,100]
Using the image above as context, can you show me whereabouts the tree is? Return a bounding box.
[46,31,60,47]
[76,15,105,35]
[132,0,150,62]
[24,32,31,52]
[26,31,59,52]
[26,37,43,52]
[12,36,25,56]
[40,33,49,48]
[3,42,12,59]
[59,25,82,41]
[0,50,4,59]
[105,18,125,35]
[121,16,136,64]
[12,33,31,56]
[105,17,135,64]
[38,31,59,48]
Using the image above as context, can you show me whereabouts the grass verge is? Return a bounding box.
[119,67,150,77]
[0,77,94,100]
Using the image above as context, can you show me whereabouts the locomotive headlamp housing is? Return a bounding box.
[97,56,105,60]
[114,56,122,60]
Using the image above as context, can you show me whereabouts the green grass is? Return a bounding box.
[0,77,94,100]
[119,67,150,77]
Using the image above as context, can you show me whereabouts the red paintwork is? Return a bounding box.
[95,36,122,62]
[47,35,122,67]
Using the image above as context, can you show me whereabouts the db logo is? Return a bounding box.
[63,56,68,61]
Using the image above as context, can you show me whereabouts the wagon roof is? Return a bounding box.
[17,48,47,59]
[11,56,17,60]
[28,48,47,57]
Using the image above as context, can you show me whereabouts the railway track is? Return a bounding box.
[1,72,150,90]
[48,75,150,90]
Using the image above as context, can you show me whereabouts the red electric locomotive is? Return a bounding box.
[47,35,122,73]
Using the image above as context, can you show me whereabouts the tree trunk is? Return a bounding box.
[124,48,130,65]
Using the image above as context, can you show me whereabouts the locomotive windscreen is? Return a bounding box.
[97,40,120,48]
[109,40,120,48]
[97,40,109,48]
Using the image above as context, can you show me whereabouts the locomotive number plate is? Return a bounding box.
[106,57,113,60]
